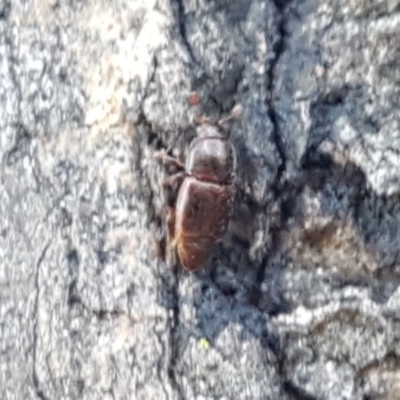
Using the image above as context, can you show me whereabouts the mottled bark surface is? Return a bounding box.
[1,0,400,399]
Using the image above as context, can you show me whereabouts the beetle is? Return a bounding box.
[156,106,242,271]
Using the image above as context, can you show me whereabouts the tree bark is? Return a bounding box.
[1,0,400,399]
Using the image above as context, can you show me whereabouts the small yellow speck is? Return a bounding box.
[200,338,211,349]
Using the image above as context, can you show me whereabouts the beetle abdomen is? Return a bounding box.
[177,236,215,271]
[175,178,234,239]
[174,177,234,271]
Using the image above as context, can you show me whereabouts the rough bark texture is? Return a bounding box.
[1,0,400,399]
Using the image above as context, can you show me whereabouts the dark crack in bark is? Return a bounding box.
[67,279,128,322]
[174,0,197,65]
[249,0,294,317]
[266,0,290,188]
[283,381,318,400]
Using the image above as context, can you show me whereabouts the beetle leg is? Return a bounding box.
[165,208,179,267]
[155,151,185,171]
[162,172,186,208]
[167,208,176,243]
[163,171,185,188]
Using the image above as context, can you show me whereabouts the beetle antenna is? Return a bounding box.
[218,104,243,126]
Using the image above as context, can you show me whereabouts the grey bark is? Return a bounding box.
[1,0,400,399]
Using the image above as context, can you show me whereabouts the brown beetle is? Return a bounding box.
[156,106,241,271]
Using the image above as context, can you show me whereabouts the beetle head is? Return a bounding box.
[196,121,226,139]
[196,105,243,138]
